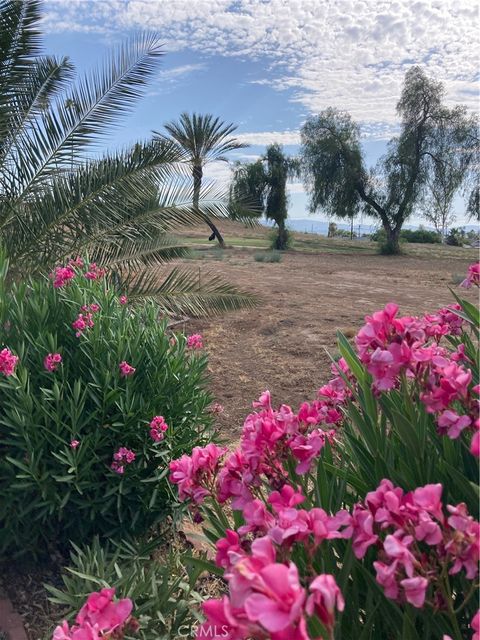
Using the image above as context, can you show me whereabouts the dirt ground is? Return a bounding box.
[185,242,477,440]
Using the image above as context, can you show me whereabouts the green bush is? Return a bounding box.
[372,227,441,245]
[401,228,441,244]
[0,256,213,556]
[268,227,293,251]
[253,251,282,263]
[46,536,205,640]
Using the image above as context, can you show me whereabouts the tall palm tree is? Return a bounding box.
[155,113,247,248]
[0,0,256,316]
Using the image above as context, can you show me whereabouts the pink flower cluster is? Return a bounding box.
[111,447,136,474]
[199,535,344,640]
[0,347,18,376]
[119,360,135,377]
[351,480,479,608]
[44,352,62,372]
[355,298,477,454]
[119,295,128,305]
[84,263,106,281]
[170,379,347,512]
[460,262,480,289]
[51,266,76,288]
[170,443,227,503]
[149,415,168,442]
[53,587,135,640]
[189,472,479,637]
[187,333,204,349]
[72,312,94,338]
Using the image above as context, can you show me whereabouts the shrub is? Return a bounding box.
[401,228,442,244]
[372,227,442,245]
[253,251,282,263]
[169,263,479,640]
[46,537,205,640]
[268,227,293,251]
[0,256,214,556]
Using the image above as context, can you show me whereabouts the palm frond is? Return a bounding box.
[90,235,191,270]
[156,112,247,165]
[6,33,164,198]
[126,266,259,317]
[0,0,43,142]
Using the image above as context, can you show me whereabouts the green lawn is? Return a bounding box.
[180,232,478,261]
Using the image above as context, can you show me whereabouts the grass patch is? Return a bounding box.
[254,250,282,263]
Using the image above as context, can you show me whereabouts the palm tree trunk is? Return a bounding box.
[193,164,226,248]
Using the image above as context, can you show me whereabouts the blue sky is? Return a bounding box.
[42,0,479,227]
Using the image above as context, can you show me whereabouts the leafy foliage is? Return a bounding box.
[46,536,205,640]
[0,255,215,555]
[0,0,256,316]
[229,144,299,249]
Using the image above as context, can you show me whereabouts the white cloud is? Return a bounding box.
[235,131,301,146]
[43,0,479,135]
[157,63,207,83]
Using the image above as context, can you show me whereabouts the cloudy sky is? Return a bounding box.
[42,0,479,225]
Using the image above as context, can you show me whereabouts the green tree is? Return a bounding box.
[155,113,247,248]
[0,0,255,316]
[229,144,298,250]
[300,67,477,254]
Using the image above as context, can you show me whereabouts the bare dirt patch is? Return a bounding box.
[184,244,476,440]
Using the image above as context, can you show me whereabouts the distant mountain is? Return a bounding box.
[262,218,479,236]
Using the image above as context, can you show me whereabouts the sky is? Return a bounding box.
[41,0,479,227]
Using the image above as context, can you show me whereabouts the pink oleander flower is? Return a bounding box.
[216,530,243,570]
[0,348,18,376]
[44,352,62,372]
[460,262,480,289]
[187,333,203,349]
[472,610,480,640]
[240,561,306,635]
[149,415,168,442]
[306,574,344,631]
[119,295,128,305]
[76,587,132,630]
[72,313,94,338]
[119,361,135,377]
[111,447,136,474]
[51,266,75,288]
[81,303,101,314]
[84,263,106,281]
[70,440,80,449]
[437,409,471,439]
[169,443,227,504]
[68,256,84,268]
[53,588,134,640]
[399,576,428,608]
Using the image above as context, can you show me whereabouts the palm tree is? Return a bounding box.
[0,0,256,316]
[229,144,299,249]
[155,113,248,248]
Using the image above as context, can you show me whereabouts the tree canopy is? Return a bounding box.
[229,143,298,249]
[300,67,478,253]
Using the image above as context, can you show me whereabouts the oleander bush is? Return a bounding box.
[168,262,479,640]
[47,536,205,640]
[0,255,214,556]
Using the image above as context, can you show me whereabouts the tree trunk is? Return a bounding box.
[193,164,226,248]
[383,225,402,254]
[274,220,289,250]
